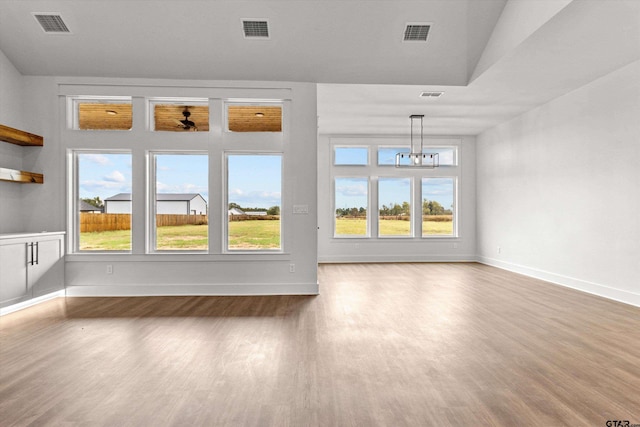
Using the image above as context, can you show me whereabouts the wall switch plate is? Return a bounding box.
[289,263,295,273]
[106,264,113,274]
[293,204,309,214]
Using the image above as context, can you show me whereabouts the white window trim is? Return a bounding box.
[147,150,209,254]
[333,176,370,239]
[377,176,414,238]
[223,100,284,133]
[68,149,133,254]
[67,96,132,130]
[224,152,284,253]
[421,176,458,239]
[146,97,208,132]
[333,146,370,166]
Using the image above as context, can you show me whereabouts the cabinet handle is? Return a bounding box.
[28,242,34,266]
[35,241,39,265]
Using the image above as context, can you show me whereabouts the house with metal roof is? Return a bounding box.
[105,193,207,215]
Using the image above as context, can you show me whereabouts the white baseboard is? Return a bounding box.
[65,282,319,297]
[477,256,640,308]
[0,290,66,316]
[318,254,476,264]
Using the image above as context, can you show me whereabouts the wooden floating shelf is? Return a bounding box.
[0,124,43,146]
[0,167,44,184]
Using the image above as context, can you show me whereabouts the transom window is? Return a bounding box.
[69,96,132,130]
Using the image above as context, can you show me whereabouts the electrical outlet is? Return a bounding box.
[106,264,113,274]
[289,263,295,273]
[453,243,458,249]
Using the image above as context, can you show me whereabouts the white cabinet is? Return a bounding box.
[0,232,65,308]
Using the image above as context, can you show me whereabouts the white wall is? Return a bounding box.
[14,77,318,296]
[318,135,476,263]
[157,201,188,215]
[105,200,131,214]
[0,49,26,233]
[476,59,640,306]
[188,196,207,215]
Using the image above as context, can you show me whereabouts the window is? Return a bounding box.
[334,147,368,165]
[227,154,282,250]
[151,153,209,251]
[378,177,412,237]
[227,104,282,132]
[422,178,456,237]
[334,177,368,237]
[70,96,132,130]
[378,146,457,166]
[378,147,410,166]
[149,99,209,132]
[75,151,132,251]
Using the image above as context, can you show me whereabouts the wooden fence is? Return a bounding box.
[80,213,208,232]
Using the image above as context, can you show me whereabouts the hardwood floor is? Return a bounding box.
[1,263,639,426]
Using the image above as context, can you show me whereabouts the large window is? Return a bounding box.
[422,178,456,237]
[68,94,289,256]
[227,154,282,251]
[378,177,412,237]
[329,140,460,242]
[334,177,368,237]
[151,153,209,251]
[75,151,132,251]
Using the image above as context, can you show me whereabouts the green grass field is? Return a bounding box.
[335,218,453,236]
[80,221,281,251]
[79,217,451,250]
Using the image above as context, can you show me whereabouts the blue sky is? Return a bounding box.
[78,153,282,208]
[78,153,132,201]
[228,155,282,209]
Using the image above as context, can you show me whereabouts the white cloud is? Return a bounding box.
[82,154,111,165]
[103,170,125,183]
[337,184,367,197]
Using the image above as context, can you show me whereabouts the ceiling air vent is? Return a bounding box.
[242,19,270,39]
[420,91,444,98]
[403,23,430,42]
[33,13,71,33]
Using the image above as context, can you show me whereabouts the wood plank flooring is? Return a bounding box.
[1,263,639,426]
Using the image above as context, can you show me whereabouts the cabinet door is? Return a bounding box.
[30,237,65,298]
[0,242,29,307]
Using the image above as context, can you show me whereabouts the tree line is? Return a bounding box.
[336,199,452,217]
[229,202,280,216]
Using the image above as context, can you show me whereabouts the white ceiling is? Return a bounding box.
[0,0,639,136]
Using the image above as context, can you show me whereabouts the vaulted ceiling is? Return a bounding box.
[0,0,638,135]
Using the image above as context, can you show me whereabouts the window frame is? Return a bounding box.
[147,97,209,132]
[224,152,284,253]
[377,176,414,238]
[147,150,210,254]
[67,96,133,131]
[69,149,133,254]
[224,100,284,133]
[333,176,370,238]
[421,176,458,239]
[333,146,369,166]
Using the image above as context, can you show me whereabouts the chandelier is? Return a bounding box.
[395,115,439,168]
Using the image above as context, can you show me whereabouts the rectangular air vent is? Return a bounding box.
[33,13,71,33]
[242,20,269,39]
[403,23,430,42]
[420,91,444,98]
